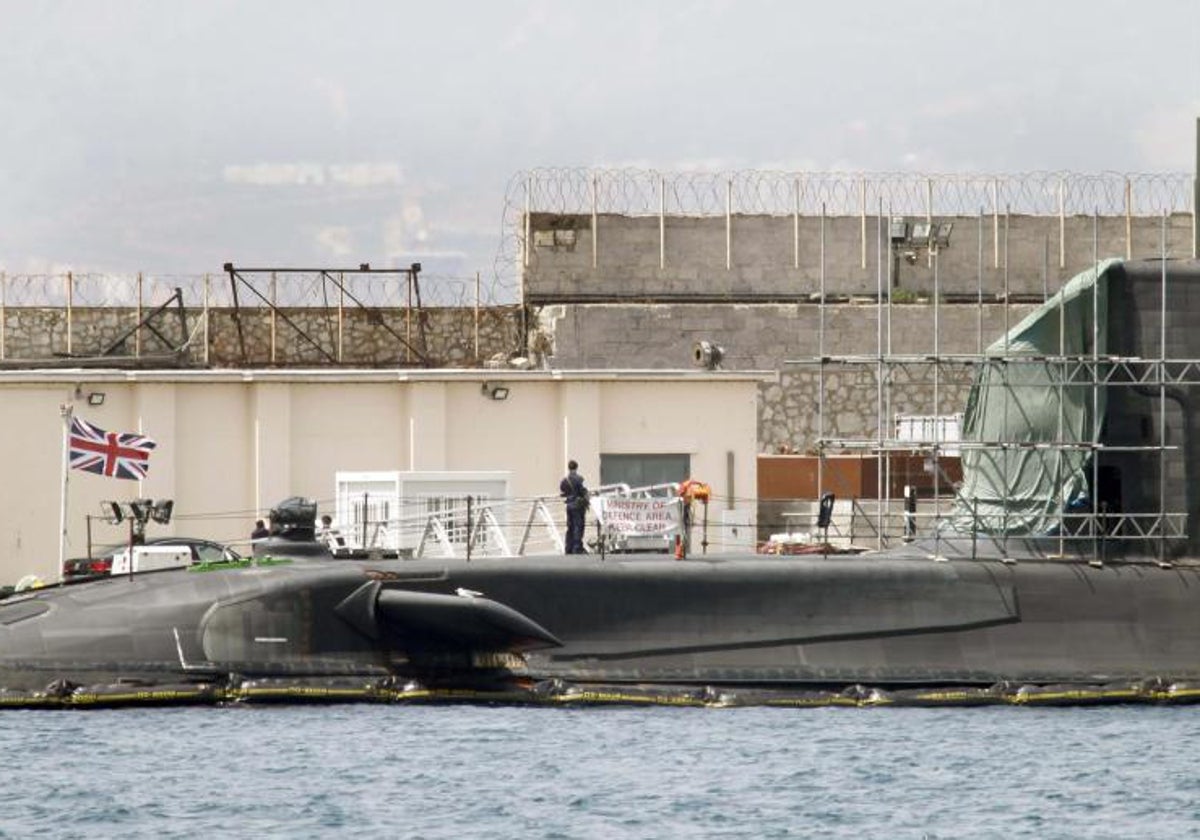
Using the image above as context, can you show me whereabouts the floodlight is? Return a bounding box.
[933,222,954,248]
[482,382,510,401]
[692,340,725,370]
[129,499,150,523]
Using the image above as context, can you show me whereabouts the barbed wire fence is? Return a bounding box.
[0,268,529,367]
[496,168,1196,295]
[2,169,1193,309]
[0,271,503,309]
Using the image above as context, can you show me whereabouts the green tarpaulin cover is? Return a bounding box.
[951,259,1121,535]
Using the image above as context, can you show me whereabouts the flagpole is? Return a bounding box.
[59,401,73,584]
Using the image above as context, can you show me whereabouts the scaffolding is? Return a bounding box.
[788,207,1195,563]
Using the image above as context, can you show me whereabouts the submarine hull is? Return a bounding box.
[1,549,1199,693]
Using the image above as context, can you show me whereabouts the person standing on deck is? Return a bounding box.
[250,519,270,541]
[559,460,589,554]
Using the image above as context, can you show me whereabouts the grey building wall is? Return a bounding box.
[524,212,1194,302]
[524,207,1195,459]
[539,301,1037,452]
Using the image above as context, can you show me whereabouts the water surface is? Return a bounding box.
[1,705,1195,838]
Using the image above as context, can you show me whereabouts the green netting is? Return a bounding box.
[950,260,1121,535]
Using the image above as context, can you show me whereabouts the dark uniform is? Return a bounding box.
[559,461,589,554]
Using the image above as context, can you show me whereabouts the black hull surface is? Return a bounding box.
[1,547,1199,699]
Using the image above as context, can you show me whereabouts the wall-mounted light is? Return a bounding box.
[909,221,931,247]
[87,392,105,406]
[482,382,510,401]
[692,340,725,370]
[932,222,954,250]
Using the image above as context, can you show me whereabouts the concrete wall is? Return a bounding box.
[539,301,1038,452]
[524,212,1195,301]
[0,370,761,585]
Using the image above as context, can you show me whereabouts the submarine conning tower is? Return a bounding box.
[950,258,1200,562]
[256,495,331,558]
[793,257,1200,564]
[1101,259,1200,559]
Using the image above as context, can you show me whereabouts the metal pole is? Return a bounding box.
[58,402,73,583]
[1057,242,1066,558]
[1001,207,1011,558]
[793,177,800,270]
[977,207,985,553]
[591,173,598,269]
[1125,178,1133,260]
[127,517,135,581]
[887,202,894,353]
[136,271,143,357]
[202,274,210,366]
[860,177,867,270]
[269,272,277,364]
[818,201,826,500]
[885,202,894,531]
[1092,210,1100,562]
[977,209,984,355]
[925,178,933,269]
[992,179,1000,269]
[1160,212,1168,564]
[725,178,732,271]
[66,271,73,357]
[362,491,369,549]
[1058,177,1066,269]
[1194,117,1199,258]
[876,197,885,549]
[659,175,666,271]
[933,247,941,559]
[337,272,344,363]
[474,270,481,361]
[1004,206,1011,338]
[1042,236,1049,301]
[727,449,736,512]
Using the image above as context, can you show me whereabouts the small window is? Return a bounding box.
[600,454,691,489]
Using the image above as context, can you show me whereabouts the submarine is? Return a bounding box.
[3,258,1200,708]
[1,499,1199,707]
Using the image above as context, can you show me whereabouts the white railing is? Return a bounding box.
[352,483,687,559]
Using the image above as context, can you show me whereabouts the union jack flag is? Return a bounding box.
[69,417,157,480]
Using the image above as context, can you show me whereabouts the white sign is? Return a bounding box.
[601,497,682,536]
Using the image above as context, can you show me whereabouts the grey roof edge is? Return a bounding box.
[0,367,778,385]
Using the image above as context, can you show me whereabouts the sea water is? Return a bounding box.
[1,705,1197,838]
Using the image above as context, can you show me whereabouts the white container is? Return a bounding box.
[110,546,192,575]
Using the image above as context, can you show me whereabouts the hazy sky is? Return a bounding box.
[2,0,1197,280]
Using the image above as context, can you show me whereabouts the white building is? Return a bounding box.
[0,368,767,583]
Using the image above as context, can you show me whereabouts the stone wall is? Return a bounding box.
[0,305,526,368]
[538,300,1038,451]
